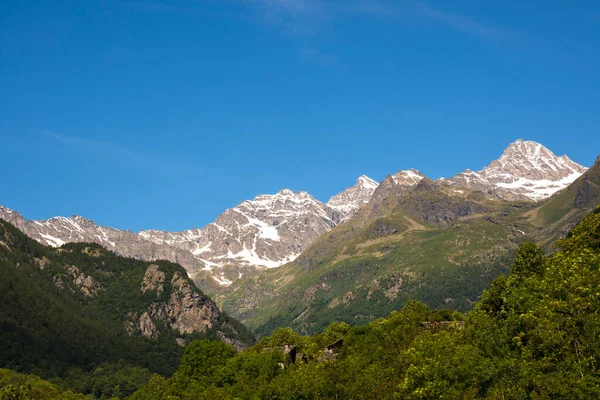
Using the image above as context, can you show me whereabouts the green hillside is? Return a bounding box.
[0,219,253,398]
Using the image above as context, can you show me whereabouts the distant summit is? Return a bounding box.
[446,139,586,200]
[328,175,379,219]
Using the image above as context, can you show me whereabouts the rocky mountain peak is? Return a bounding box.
[0,205,15,214]
[447,139,587,200]
[138,187,346,286]
[242,189,322,213]
[357,175,378,188]
[391,169,425,186]
[327,175,379,218]
[491,139,585,181]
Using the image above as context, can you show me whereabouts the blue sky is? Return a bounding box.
[1,0,599,231]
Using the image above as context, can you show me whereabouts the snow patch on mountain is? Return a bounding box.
[40,233,65,247]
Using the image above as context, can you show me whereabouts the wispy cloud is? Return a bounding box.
[39,131,187,174]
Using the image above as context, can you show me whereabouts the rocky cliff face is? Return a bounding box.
[446,139,587,200]
[127,264,248,350]
[150,271,221,335]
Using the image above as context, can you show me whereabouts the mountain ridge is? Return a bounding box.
[0,139,587,290]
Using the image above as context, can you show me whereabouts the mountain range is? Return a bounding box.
[2,139,597,336]
[0,140,585,284]
[0,172,378,287]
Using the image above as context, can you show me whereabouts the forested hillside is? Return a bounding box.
[0,219,253,398]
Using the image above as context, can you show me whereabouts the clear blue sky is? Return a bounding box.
[1,0,599,231]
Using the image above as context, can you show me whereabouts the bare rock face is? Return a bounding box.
[67,265,100,297]
[125,311,158,339]
[447,139,587,200]
[141,264,165,297]
[125,266,251,347]
[148,272,220,335]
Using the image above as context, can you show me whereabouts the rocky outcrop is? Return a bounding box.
[217,331,248,352]
[147,272,220,335]
[303,282,331,302]
[125,311,158,339]
[125,268,251,348]
[67,265,100,297]
[126,312,158,338]
[141,264,165,297]
[328,291,355,309]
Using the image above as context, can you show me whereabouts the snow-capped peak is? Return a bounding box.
[357,175,378,189]
[0,206,15,214]
[391,169,425,186]
[328,175,379,217]
[447,139,587,200]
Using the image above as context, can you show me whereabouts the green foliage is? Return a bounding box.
[313,321,350,347]
[177,340,236,382]
[511,242,545,277]
[0,369,85,399]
